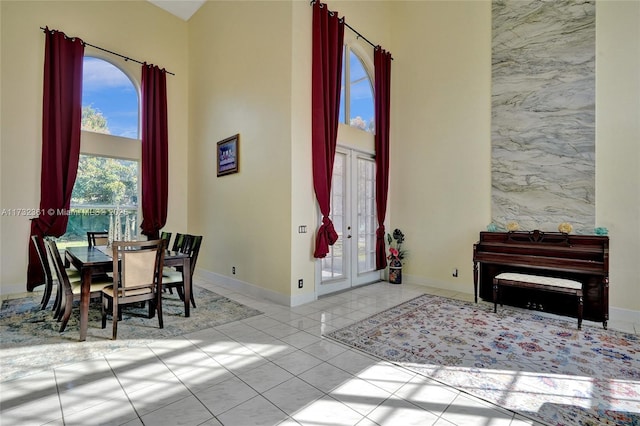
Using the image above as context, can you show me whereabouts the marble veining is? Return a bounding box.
[491,0,595,234]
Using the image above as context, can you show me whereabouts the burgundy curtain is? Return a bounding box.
[374,47,392,270]
[140,63,168,240]
[312,1,344,258]
[27,28,84,291]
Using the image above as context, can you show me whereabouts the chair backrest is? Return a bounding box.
[160,232,172,248]
[112,240,165,297]
[87,231,109,247]
[180,234,203,277]
[31,235,53,286]
[43,238,73,298]
[171,233,186,252]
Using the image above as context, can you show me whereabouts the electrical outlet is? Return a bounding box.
[298,279,303,288]
[232,266,236,275]
[452,268,458,277]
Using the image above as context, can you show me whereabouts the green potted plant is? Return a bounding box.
[387,228,406,284]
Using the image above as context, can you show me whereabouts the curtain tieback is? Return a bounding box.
[320,216,339,246]
[314,216,339,258]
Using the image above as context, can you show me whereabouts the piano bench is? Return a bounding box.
[493,272,584,329]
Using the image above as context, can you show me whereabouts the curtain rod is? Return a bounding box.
[40,27,175,76]
[310,1,393,60]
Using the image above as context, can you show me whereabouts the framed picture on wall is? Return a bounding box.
[217,134,239,177]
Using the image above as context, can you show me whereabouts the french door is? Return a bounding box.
[318,147,381,296]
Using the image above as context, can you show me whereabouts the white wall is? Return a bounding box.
[290,1,316,305]
[390,1,492,291]
[188,1,294,302]
[0,0,189,294]
[594,0,640,313]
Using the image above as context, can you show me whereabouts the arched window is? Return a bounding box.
[61,57,141,245]
[339,46,375,133]
[81,57,139,138]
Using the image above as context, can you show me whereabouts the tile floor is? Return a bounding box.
[1,278,636,426]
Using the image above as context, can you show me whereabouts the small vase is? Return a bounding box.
[388,259,402,284]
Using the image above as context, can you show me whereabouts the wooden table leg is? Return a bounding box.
[183,257,191,317]
[79,267,92,341]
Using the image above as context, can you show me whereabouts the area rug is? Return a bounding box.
[0,286,263,382]
[326,294,640,426]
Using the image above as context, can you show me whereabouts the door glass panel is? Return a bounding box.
[321,152,346,281]
[339,46,347,126]
[357,157,376,274]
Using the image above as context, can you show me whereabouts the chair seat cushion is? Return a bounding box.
[65,268,80,278]
[101,285,153,298]
[495,272,582,290]
[67,275,82,285]
[70,277,113,295]
[162,270,184,283]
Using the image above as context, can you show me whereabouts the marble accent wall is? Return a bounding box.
[491,0,595,234]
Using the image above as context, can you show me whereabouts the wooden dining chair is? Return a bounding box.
[44,238,112,333]
[163,234,202,309]
[101,239,166,340]
[31,235,56,311]
[32,235,81,313]
[163,232,183,295]
[87,231,109,247]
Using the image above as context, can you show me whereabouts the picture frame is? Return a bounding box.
[216,134,239,177]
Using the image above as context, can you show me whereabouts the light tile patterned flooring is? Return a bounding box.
[1,278,637,426]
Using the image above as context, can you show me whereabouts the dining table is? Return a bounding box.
[65,245,192,341]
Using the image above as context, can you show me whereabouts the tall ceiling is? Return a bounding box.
[147,0,206,21]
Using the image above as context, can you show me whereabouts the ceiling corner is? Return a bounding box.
[147,0,206,21]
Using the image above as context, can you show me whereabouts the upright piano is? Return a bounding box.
[473,230,609,328]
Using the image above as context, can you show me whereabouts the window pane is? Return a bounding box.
[339,47,346,125]
[61,155,139,244]
[82,57,139,139]
[322,152,346,281]
[349,51,374,133]
[357,157,376,273]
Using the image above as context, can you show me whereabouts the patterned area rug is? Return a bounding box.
[326,294,640,426]
[0,286,262,382]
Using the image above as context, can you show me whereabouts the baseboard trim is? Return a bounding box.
[195,269,316,307]
[0,282,28,297]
